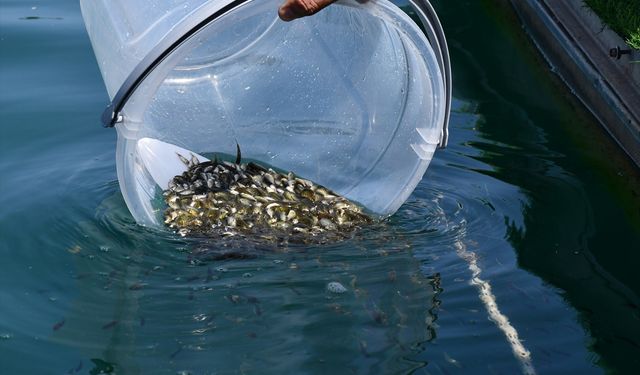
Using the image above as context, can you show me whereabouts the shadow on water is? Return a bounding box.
[431,0,640,372]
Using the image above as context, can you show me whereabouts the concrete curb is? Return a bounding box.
[506,0,640,167]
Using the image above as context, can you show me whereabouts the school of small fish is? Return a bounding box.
[163,146,372,240]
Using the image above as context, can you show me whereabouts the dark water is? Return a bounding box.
[1,0,639,374]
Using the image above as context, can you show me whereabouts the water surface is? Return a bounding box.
[1,0,639,374]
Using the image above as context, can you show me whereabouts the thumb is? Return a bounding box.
[278,0,338,21]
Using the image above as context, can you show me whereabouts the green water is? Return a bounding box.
[1,0,639,374]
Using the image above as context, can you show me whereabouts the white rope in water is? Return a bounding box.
[453,240,536,375]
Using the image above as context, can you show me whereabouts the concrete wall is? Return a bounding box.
[506,0,640,167]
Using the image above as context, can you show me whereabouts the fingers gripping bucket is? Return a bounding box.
[80,0,452,227]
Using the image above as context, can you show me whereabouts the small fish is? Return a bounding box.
[388,270,397,282]
[163,146,372,242]
[359,340,370,357]
[247,296,259,304]
[176,152,190,166]
[190,153,200,166]
[170,346,182,359]
[67,245,81,254]
[66,360,83,374]
[102,320,118,330]
[20,16,64,20]
[444,352,462,368]
[254,304,262,316]
[364,300,388,325]
[53,319,65,331]
[128,282,145,291]
[206,267,214,282]
[90,359,115,374]
[235,142,242,164]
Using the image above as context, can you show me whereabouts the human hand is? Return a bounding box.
[278,0,337,21]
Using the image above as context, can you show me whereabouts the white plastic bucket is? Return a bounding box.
[80,0,451,227]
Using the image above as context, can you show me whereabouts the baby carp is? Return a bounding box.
[163,148,372,241]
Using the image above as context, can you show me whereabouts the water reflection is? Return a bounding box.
[500,165,640,371]
[432,0,640,372]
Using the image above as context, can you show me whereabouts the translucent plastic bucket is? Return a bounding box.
[80,0,451,227]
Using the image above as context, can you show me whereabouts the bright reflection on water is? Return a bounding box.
[1,1,639,375]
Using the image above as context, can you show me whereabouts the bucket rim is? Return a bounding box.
[101,0,451,147]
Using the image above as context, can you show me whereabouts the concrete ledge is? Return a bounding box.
[507,0,640,167]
